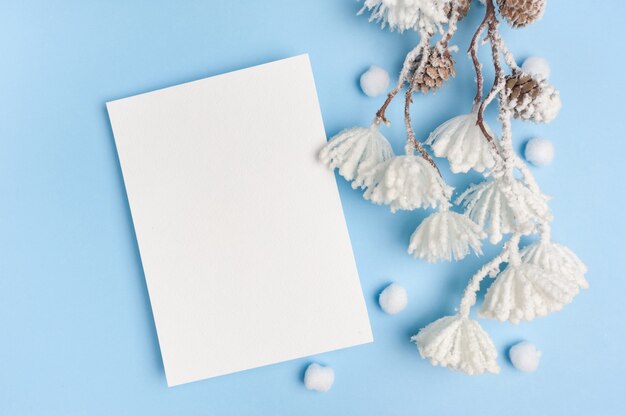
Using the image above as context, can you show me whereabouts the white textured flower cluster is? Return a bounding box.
[359,0,452,34]
[320,0,586,376]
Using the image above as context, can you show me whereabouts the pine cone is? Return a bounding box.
[504,71,561,123]
[445,0,471,20]
[413,48,455,94]
[497,0,546,28]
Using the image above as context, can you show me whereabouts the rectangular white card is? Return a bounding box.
[107,55,373,386]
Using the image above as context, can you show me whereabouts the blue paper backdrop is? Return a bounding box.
[1,1,625,415]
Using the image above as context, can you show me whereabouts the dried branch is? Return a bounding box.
[376,33,432,124]
[439,2,461,48]
[468,2,492,107]
[498,40,519,71]
[476,0,505,162]
[458,232,521,317]
[403,84,442,178]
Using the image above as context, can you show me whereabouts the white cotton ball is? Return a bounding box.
[509,341,542,373]
[378,283,407,315]
[522,56,551,80]
[525,138,554,167]
[360,66,390,97]
[303,363,334,392]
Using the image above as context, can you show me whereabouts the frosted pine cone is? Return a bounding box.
[504,71,561,123]
[497,0,546,28]
[445,0,471,20]
[413,47,455,93]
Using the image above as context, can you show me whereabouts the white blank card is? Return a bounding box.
[107,54,373,386]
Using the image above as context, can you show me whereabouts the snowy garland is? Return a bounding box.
[320,0,587,375]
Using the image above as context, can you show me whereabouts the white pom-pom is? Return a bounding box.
[361,155,452,212]
[426,112,497,173]
[412,315,500,375]
[408,210,485,262]
[521,56,551,80]
[360,66,390,97]
[303,363,335,392]
[525,138,554,167]
[379,283,408,314]
[320,125,394,186]
[509,341,542,372]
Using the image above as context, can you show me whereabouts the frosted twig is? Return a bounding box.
[458,232,521,316]
[468,2,492,107]
[376,32,431,124]
[404,82,442,178]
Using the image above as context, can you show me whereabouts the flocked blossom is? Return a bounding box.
[408,210,484,262]
[359,0,450,33]
[412,315,500,375]
[457,177,552,243]
[426,112,498,173]
[479,262,582,324]
[319,124,394,187]
[520,240,588,290]
[361,155,452,212]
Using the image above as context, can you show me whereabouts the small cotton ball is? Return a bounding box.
[360,66,390,97]
[378,283,407,315]
[521,56,551,80]
[509,341,542,373]
[525,138,554,167]
[303,363,334,392]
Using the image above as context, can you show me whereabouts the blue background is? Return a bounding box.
[1,1,624,414]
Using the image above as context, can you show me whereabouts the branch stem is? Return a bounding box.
[458,232,521,317]
[471,0,504,164]
[404,78,442,178]
[469,2,492,107]
[376,33,431,124]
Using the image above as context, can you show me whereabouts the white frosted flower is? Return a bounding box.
[457,178,552,243]
[412,315,500,375]
[361,155,452,212]
[359,0,450,34]
[303,363,335,392]
[520,241,588,289]
[426,112,497,173]
[479,263,582,324]
[408,210,485,262]
[379,283,408,314]
[319,125,394,187]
